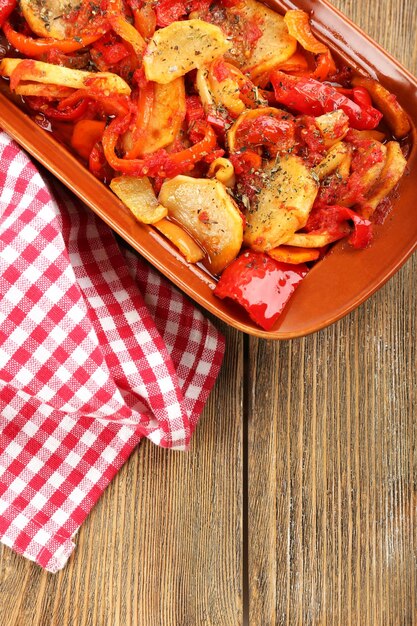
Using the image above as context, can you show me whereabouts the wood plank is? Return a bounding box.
[247,264,417,626]
[0,323,244,626]
[247,2,417,623]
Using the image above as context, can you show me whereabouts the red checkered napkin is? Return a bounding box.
[0,131,224,572]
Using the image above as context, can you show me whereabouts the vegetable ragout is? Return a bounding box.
[0,0,410,330]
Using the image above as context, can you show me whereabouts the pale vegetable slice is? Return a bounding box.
[313,142,350,181]
[337,153,352,180]
[362,141,407,217]
[352,76,411,138]
[13,83,75,98]
[243,155,319,252]
[159,176,243,275]
[123,78,186,157]
[0,58,131,95]
[144,78,186,155]
[208,72,245,117]
[349,129,386,143]
[206,59,265,117]
[154,218,204,264]
[19,0,80,39]
[196,67,215,112]
[143,20,230,84]
[241,0,297,79]
[110,176,168,224]
[268,245,320,264]
[286,232,343,247]
[207,158,235,187]
[314,110,349,148]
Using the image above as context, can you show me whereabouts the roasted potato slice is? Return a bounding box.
[352,76,410,138]
[0,58,131,94]
[313,142,350,180]
[159,176,243,275]
[363,141,407,217]
[349,129,386,143]
[196,67,215,112]
[314,110,350,148]
[143,79,186,155]
[268,245,320,264]
[191,0,296,77]
[206,66,245,118]
[143,20,230,84]
[13,83,75,98]
[286,232,344,247]
[110,176,168,224]
[19,0,80,39]
[241,0,297,79]
[123,78,186,157]
[243,155,319,251]
[154,219,204,264]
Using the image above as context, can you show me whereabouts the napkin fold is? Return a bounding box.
[0,131,224,572]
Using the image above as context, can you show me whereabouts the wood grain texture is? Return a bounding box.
[247,4,417,623]
[0,1,416,625]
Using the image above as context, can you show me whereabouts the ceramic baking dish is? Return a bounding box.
[0,0,416,338]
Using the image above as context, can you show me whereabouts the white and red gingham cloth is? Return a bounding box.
[0,130,224,572]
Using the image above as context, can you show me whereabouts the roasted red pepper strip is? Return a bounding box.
[270,71,383,130]
[127,0,157,39]
[124,79,155,159]
[336,86,373,108]
[3,20,108,57]
[312,50,337,81]
[102,115,217,177]
[154,0,211,27]
[89,142,113,183]
[214,251,309,331]
[92,34,131,67]
[305,204,373,249]
[0,0,16,28]
[185,95,205,125]
[27,97,91,121]
[155,0,188,27]
[234,114,296,155]
[71,119,106,161]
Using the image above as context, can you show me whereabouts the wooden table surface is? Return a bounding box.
[1,1,416,624]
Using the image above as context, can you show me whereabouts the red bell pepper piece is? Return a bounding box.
[126,0,156,39]
[154,0,187,27]
[270,71,383,130]
[92,34,131,67]
[3,20,107,57]
[89,143,113,183]
[214,251,308,330]
[24,95,92,122]
[71,119,106,161]
[102,113,217,178]
[335,86,373,108]
[234,113,296,155]
[305,204,373,249]
[0,0,16,28]
[185,95,206,125]
[154,0,212,26]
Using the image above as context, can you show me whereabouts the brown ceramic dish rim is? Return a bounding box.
[0,0,416,339]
